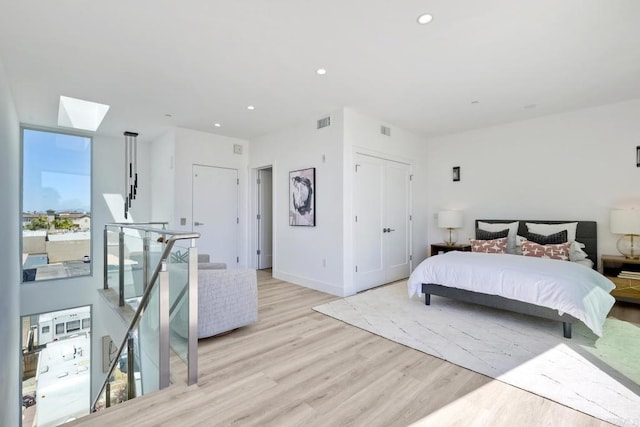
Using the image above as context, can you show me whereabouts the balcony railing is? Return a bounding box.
[92,223,199,412]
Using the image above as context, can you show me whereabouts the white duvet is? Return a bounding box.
[407,251,615,336]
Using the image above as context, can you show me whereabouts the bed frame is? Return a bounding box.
[421,220,598,339]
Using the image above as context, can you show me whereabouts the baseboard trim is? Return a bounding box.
[273,270,345,297]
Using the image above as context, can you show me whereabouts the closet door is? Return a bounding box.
[354,153,411,292]
[383,160,411,282]
[354,154,385,292]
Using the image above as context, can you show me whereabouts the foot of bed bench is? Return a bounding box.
[425,294,431,305]
[563,322,572,339]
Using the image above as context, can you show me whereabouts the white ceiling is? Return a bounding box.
[1,0,640,141]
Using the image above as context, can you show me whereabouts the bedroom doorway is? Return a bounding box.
[256,167,273,269]
[353,153,411,292]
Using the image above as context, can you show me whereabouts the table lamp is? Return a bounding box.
[610,209,640,259]
[438,210,463,246]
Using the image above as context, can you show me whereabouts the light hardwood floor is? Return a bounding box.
[70,270,625,427]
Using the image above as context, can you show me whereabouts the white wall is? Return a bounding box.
[425,99,640,260]
[149,129,176,224]
[250,110,345,295]
[342,108,429,295]
[0,56,21,427]
[172,127,250,264]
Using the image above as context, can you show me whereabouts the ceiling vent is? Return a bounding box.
[317,116,331,129]
[380,125,391,136]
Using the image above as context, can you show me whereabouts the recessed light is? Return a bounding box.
[164,114,172,117]
[316,68,327,76]
[247,105,255,110]
[417,14,433,25]
[471,100,480,104]
[214,123,221,127]
[524,104,537,109]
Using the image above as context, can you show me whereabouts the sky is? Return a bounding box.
[23,129,91,213]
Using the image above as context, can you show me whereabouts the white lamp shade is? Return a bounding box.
[438,210,463,229]
[610,209,640,235]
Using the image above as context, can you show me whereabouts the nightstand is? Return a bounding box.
[430,243,471,257]
[601,254,640,303]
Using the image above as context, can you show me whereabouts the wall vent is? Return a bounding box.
[317,116,331,129]
[380,125,391,136]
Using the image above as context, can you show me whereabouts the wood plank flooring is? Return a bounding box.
[69,270,628,426]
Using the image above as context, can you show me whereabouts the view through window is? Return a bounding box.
[22,128,92,282]
[21,306,92,425]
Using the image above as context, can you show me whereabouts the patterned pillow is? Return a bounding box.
[475,228,509,240]
[470,237,508,254]
[526,230,568,245]
[521,240,570,260]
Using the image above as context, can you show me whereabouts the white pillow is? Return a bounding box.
[525,222,578,243]
[569,241,589,262]
[478,221,519,252]
[573,258,594,269]
[513,234,527,255]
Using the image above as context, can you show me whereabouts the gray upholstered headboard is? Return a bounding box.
[476,220,598,268]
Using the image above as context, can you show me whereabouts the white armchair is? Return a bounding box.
[173,266,258,339]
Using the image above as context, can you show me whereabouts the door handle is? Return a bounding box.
[389,229,395,232]
[194,221,205,226]
[383,228,387,233]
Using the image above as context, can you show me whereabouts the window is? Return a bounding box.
[21,306,92,424]
[21,128,92,282]
[66,320,81,333]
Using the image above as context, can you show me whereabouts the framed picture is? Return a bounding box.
[289,167,315,226]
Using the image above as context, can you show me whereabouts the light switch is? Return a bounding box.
[233,144,243,155]
[180,218,186,226]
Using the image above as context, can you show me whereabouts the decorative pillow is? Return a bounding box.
[521,240,570,261]
[475,228,509,240]
[526,230,568,245]
[525,222,578,243]
[470,237,508,254]
[477,221,519,252]
[569,241,589,262]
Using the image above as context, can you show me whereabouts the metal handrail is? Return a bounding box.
[92,226,199,411]
[106,221,169,227]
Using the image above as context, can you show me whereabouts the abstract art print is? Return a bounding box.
[289,167,315,226]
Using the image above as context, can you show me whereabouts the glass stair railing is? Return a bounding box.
[93,223,199,412]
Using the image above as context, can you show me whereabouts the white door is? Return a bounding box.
[192,165,239,267]
[383,161,411,282]
[257,168,273,269]
[354,155,385,291]
[354,153,410,292]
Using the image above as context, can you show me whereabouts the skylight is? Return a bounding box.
[58,96,110,132]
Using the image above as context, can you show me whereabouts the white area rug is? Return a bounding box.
[313,282,640,426]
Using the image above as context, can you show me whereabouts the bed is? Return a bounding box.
[407,220,616,338]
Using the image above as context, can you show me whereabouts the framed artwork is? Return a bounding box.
[289,167,315,226]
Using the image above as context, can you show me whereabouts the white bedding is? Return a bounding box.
[407,251,615,336]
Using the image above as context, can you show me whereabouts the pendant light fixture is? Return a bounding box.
[124,131,139,219]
